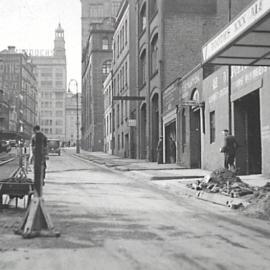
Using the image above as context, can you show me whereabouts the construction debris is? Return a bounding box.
[241,182,270,220]
[187,168,254,197]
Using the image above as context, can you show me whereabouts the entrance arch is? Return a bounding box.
[140,103,147,159]
[190,89,201,168]
[151,93,159,161]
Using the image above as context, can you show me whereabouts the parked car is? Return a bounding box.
[47,139,61,156]
[0,140,11,153]
[9,139,17,147]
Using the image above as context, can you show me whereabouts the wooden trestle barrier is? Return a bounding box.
[14,133,60,238]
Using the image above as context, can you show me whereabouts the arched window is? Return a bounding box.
[102,60,112,81]
[182,109,186,153]
[151,34,158,75]
[139,3,146,34]
[150,0,157,16]
[139,49,146,86]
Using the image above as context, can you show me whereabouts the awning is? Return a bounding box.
[202,0,270,66]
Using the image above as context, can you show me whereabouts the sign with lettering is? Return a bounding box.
[202,0,270,63]
[128,119,136,127]
[163,82,179,115]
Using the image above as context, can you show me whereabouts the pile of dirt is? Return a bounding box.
[241,182,270,220]
[187,168,254,197]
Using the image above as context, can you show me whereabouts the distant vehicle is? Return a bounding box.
[47,139,61,156]
[0,140,11,153]
[9,140,17,147]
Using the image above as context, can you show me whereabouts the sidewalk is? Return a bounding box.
[73,150,269,185]
[72,150,270,208]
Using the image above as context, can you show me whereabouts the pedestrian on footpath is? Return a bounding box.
[169,137,176,163]
[157,136,163,164]
[31,125,48,184]
[220,129,238,171]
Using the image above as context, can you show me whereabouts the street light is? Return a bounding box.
[68,79,80,154]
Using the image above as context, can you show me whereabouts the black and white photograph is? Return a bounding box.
[0,0,270,269]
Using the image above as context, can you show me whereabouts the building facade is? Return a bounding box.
[108,0,137,158]
[80,0,122,54]
[103,71,113,154]
[32,24,67,141]
[81,19,114,151]
[135,0,224,162]
[0,46,37,139]
[65,91,82,146]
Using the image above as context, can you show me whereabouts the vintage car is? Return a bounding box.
[47,139,61,156]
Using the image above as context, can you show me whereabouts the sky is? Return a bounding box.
[0,0,81,92]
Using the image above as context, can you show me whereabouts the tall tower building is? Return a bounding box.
[32,23,67,141]
[80,0,122,54]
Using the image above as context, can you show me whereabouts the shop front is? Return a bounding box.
[162,80,179,164]
[202,0,270,176]
[178,67,203,168]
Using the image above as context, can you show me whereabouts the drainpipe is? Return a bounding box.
[228,0,232,133]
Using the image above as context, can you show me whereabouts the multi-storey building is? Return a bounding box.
[80,0,122,54]
[32,24,67,141]
[108,0,137,158]
[0,46,37,139]
[134,0,252,162]
[81,19,114,151]
[65,91,81,146]
[103,71,113,154]
[0,89,10,134]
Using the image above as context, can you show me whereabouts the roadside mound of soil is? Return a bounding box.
[242,183,270,220]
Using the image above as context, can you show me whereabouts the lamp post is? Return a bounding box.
[68,79,80,154]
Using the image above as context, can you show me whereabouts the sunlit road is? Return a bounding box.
[0,150,270,270]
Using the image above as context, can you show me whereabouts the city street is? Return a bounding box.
[0,150,270,270]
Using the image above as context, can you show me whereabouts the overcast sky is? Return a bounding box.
[0,0,81,92]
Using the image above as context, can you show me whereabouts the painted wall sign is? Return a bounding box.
[202,0,270,63]
[163,83,179,115]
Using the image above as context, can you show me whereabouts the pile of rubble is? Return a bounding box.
[187,168,254,198]
[241,182,270,220]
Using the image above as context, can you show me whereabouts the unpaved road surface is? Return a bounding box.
[0,150,270,270]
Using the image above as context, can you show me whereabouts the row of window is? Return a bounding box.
[112,61,128,94]
[139,34,158,87]
[40,110,63,117]
[41,128,63,135]
[40,119,63,126]
[113,19,128,61]
[40,101,63,108]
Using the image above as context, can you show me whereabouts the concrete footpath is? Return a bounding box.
[71,150,270,208]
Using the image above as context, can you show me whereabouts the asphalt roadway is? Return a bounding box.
[0,150,269,270]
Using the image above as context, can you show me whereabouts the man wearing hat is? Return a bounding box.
[220,129,238,171]
[157,136,163,164]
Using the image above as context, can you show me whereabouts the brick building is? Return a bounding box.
[136,0,224,162]
[81,19,114,151]
[0,46,37,139]
[107,0,137,158]
[32,24,67,141]
[80,0,122,57]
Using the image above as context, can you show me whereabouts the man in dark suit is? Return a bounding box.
[31,125,48,187]
[220,129,238,171]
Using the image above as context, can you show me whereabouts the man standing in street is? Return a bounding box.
[220,129,238,171]
[31,125,48,186]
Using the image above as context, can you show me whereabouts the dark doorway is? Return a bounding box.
[165,121,176,163]
[140,104,147,159]
[151,94,159,162]
[234,90,261,175]
[124,134,129,158]
[190,107,201,168]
